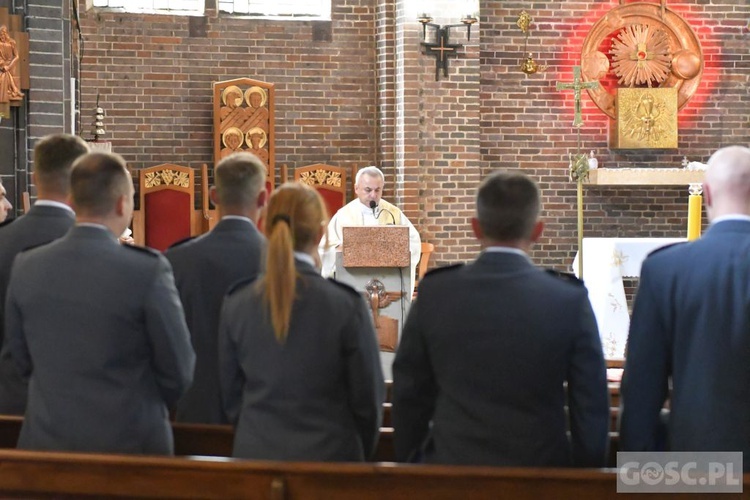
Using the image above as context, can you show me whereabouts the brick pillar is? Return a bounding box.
[383,1,481,266]
[27,1,72,139]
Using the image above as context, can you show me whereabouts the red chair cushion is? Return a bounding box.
[144,189,191,252]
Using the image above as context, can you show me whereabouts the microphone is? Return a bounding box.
[371,201,396,225]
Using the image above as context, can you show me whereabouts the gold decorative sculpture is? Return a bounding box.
[610,24,672,87]
[579,0,703,148]
[144,169,191,189]
[299,169,343,188]
[213,78,275,189]
[516,11,545,75]
[612,88,678,149]
[0,10,29,119]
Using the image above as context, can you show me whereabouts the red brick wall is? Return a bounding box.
[77,0,377,193]
[480,0,750,270]
[76,0,750,272]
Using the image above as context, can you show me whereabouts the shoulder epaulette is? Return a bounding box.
[647,241,686,258]
[166,235,197,251]
[0,218,15,229]
[121,244,161,257]
[545,269,585,286]
[226,275,258,296]
[327,277,363,298]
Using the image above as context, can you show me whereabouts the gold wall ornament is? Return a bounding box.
[144,169,192,189]
[516,11,546,74]
[611,87,678,149]
[299,169,342,188]
[580,1,703,120]
[610,24,672,87]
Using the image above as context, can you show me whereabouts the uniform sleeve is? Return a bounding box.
[342,295,385,459]
[619,259,671,451]
[5,255,31,379]
[218,294,245,425]
[144,255,195,407]
[566,290,610,467]
[392,298,437,462]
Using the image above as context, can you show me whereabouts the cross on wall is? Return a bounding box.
[421,27,462,81]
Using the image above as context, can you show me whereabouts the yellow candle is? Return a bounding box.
[687,193,702,241]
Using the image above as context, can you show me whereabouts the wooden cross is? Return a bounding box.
[422,27,461,81]
[556,66,599,128]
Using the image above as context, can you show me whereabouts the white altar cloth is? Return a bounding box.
[572,237,685,359]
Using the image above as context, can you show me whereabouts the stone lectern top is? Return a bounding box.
[342,226,410,268]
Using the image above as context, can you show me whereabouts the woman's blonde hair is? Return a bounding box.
[260,182,328,343]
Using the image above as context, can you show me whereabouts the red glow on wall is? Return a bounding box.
[555,1,721,130]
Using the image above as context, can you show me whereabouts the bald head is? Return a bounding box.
[704,146,750,221]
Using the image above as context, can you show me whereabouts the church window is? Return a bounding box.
[90,0,204,14]
[218,0,330,19]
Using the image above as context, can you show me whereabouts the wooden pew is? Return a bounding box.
[0,416,621,467]
[2,449,744,499]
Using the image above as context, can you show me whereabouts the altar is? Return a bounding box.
[572,237,685,359]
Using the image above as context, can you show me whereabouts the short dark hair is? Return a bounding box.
[476,171,540,241]
[70,152,131,217]
[214,152,267,208]
[33,134,90,196]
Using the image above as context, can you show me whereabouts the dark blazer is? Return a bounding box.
[392,250,609,467]
[621,220,750,468]
[165,217,265,424]
[0,204,75,414]
[4,225,195,455]
[219,259,385,461]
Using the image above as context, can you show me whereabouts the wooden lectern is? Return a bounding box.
[338,226,411,372]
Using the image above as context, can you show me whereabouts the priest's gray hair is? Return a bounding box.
[355,166,385,186]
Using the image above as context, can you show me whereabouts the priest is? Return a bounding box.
[319,166,421,295]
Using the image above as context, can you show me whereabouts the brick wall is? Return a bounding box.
[480,0,750,270]
[0,0,71,215]
[54,0,750,272]
[76,0,377,195]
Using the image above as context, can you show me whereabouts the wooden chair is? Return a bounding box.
[21,192,30,213]
[414,242,434,298]
[292,164,348,219]
[132,163,196,251]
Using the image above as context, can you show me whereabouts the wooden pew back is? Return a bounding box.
[2,449,742,500]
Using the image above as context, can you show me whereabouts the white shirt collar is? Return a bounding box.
[711,214,750,225]
[294,251,317,268]
[221,215,255,225]
[33,200,74,214]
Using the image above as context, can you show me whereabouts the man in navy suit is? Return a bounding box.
[0,134,89,414]
[621,146,750,470]
[165,152,267,424]
[393,170,609,467]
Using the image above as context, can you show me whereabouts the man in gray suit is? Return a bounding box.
[166,152,267,424]
[0,134,89,414]
[393,171,609,466]
[5,152,195,455]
